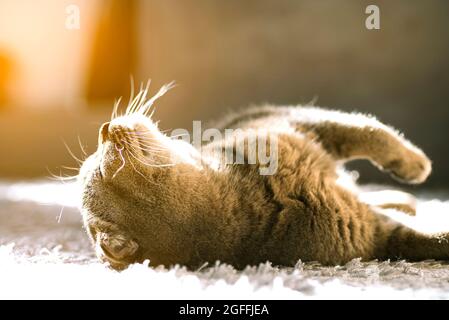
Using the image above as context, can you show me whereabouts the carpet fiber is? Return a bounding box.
[1,181,449,299]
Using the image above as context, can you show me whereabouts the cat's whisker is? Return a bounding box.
[111,97,122,120]
[125,87,145,116]
[127,80,151,116]
[122,143,169,155]
[57,206,65,224]
[128,146,170,156]
[61,165,80,171]
[50,175,78,181]
[129,147,173,161]
[47,167,78,181]
[62,140,84,164]
[120,139,169,153]
[127,150,162,167]
[125,134,166,142]
[125,147,175,167]
[129,141,169,151]
[123,130,189,140]
[169,133,190,139]
[139,81,176,117]
[125,151,163,187]
[122,129,158,134]
[119,135,170,148]
[117,127,167,135]
[120,133,160,140]
[126,145,174,163]
[134,81,151,114]
[112,144,126,179]
[77,135,88,156]
[121,131,162,139]
[126,75,135,113]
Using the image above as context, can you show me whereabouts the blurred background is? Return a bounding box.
[0,0,448,188]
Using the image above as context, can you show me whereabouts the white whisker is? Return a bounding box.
[121,138,169,151]
[119,136,166,148]
[61,166,80,171]
[111,97,122,120]
[126,145,172,163]
[57,206,64,224]
[77,135,87,156]
[49,174,78,181]
[62,140,83,164]
[169,133,190,139]
[125,147,175,167]
[112,144,126,179]
[139,81,176,117]
[125,89,145,116]
[121,140,169,154]
[46,167,78,181]
[126,151,155,183]
[126,75,135,112]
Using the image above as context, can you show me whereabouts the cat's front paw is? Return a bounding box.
[384,149,432,184]
[95,232,139,270]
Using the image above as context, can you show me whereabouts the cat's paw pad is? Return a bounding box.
[385,151,432,184]
[96,232,139,267]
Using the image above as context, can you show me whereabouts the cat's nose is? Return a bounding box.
[99,122,110,144]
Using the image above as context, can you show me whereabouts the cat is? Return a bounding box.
[77,84,448,270]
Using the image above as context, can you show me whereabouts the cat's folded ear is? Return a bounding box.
[95,231,139,268]
[98,122,110,145]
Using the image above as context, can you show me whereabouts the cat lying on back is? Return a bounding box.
[78,83,447,270]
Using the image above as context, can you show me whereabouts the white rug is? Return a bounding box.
[1,181,449,300]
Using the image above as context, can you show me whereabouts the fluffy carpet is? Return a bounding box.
[1,181,449,300]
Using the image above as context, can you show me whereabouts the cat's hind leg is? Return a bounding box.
[293,107,432,184]
[376,216,449,261]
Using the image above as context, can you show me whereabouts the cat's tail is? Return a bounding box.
[374,214,449,261]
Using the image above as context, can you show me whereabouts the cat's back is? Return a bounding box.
[211,105,294,131]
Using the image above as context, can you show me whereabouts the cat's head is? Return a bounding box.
[77,82,200,269]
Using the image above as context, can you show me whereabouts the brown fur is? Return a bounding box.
[78,96,448,270]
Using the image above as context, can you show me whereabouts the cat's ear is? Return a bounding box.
[98,122,110,145]
[95,231,139,268]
